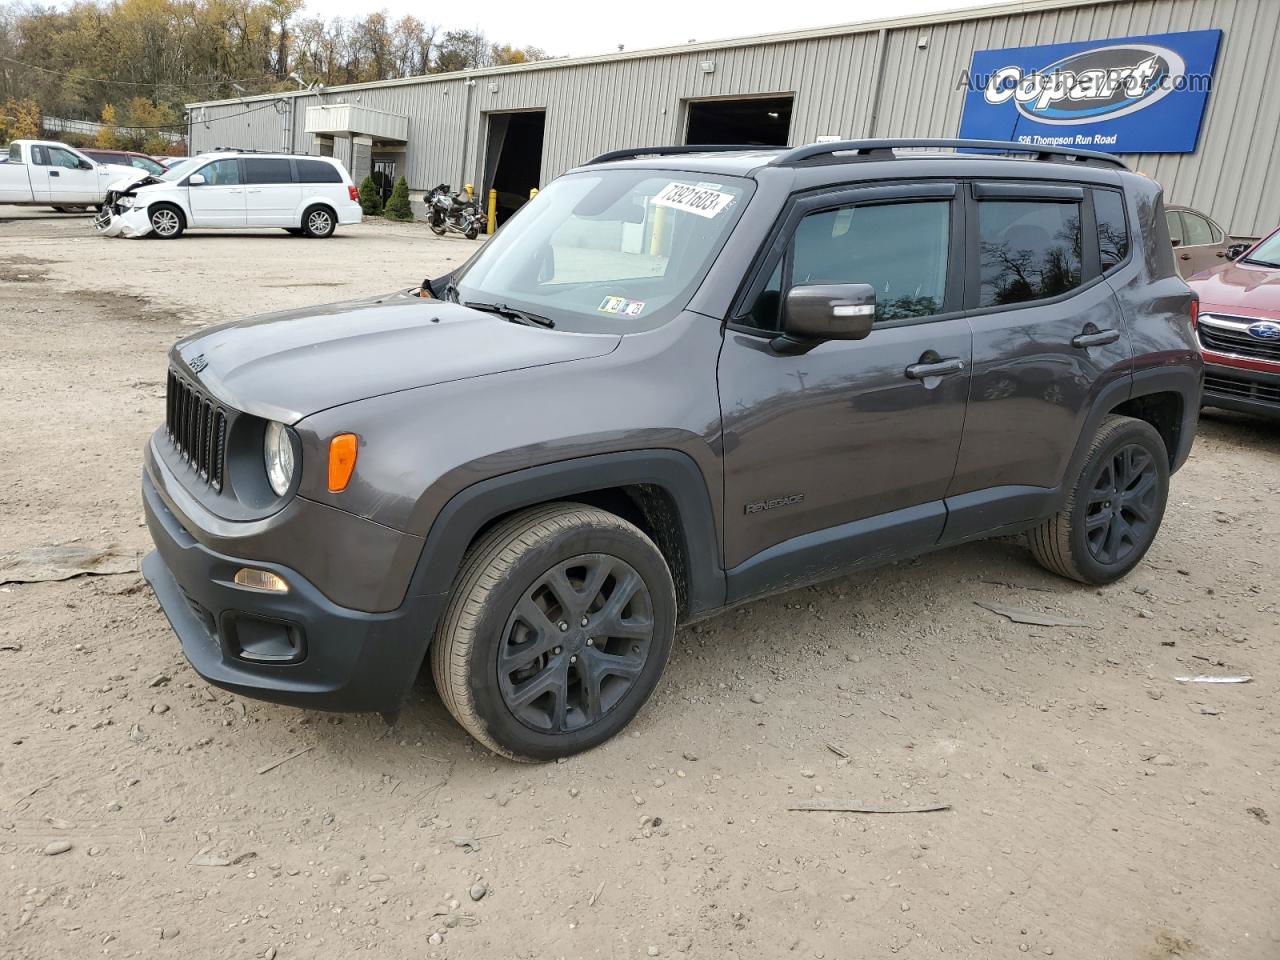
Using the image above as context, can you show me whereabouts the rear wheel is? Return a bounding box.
[431,504,676,761]
[302,205,335,238]
[1029,415,1169,584]
[148,204,184,239]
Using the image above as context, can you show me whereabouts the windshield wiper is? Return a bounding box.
[1241,257,1280,268]
[463,300,555,328]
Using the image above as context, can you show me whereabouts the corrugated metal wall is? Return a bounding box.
[189,0,1280,236]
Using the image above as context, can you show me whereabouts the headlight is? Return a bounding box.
[117,196,135,209]
[264,421,296,496]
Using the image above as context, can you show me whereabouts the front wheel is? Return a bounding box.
[148,204,184,239]
[1028,414,1169,584]
[428,215,447,237]
[431,504,676,762]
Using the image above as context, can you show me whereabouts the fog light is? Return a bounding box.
[234,568,288,593]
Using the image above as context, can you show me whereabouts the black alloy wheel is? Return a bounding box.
[498,554,655,734]
[1083,443,1160,565]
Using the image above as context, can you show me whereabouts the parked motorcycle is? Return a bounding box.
[427,184,485,240]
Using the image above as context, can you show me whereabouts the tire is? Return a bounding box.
[147,204,184,239]
[302,205,335,238]
[1029,414,1169,585]
[428,219,447,237]
[465,225,480,240]
[431,503,676,762]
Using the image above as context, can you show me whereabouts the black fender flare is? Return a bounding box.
[403,449,727,617]
[1058,363,1202,511]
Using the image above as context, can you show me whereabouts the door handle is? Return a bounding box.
[50,170,60,177]
[1071,328,1120,348]
[905,357,965,379]
[1179,253,1191,260]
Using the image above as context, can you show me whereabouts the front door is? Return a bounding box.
[943,182,1131,539]
[186,158,247,227]
[718,183,971,601]
[372,160,397,205]
[37,145,100,203]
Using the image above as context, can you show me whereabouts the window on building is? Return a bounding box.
[295,159,343,183]
[790,200,951,322]
[243,158,294,184]
[1094,190,1129,271]
[978,200,1082,306]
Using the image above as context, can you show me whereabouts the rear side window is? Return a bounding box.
[1165,211,1185,246]
[244,158,294,184]
[791,200,951,322]
[1181,212,1215,246]
[8,143,20,162]
[295,158,343,183]
[978,200,1082,306]
[1093,190,1129,271]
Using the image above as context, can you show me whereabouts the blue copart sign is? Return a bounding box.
[957,29,1222,154]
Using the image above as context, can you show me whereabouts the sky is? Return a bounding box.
[297,0,986,58]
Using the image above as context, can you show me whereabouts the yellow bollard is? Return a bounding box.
[529,187,538,200]
[487,188,497,235]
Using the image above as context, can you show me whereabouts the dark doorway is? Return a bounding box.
[372,159,397,205]
[484,110,546,227]
[685,96,793,146]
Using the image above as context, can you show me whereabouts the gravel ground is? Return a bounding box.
[1,207,1278,960]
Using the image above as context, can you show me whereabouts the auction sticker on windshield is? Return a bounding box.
[652,182,735,219]
[598,296,646,317]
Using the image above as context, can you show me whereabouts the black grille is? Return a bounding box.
[1198,318,1280,363]
[165,370,227,491]
[1204,373,1280,405]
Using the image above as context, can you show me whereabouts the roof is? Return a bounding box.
[188,0,1123,109]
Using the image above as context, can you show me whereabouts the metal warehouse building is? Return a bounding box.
[187,0,1280,237]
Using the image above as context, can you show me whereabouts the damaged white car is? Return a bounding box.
[96,151,362,239]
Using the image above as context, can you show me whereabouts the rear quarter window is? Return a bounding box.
[1093,190,1130,271]
[295,159,343,183]
[244,157,294,184]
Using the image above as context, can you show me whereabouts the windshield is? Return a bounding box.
[160,157,208,182]
[1243,229,1280,268]
[452,169,751,332]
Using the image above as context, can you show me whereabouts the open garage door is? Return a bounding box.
[483,110,546,228]
[685,96,793,146]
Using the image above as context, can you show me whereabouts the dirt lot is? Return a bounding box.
[1,207,1278,960]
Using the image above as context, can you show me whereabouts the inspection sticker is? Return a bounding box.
[651,181,735,219]
[598,296,646,317]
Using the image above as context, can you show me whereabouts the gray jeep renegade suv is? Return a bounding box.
[142,139,1202,761]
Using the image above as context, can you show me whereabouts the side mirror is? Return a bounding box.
[188,173,206,186]
[79,159,94,170]
[775,283,876,351]
[1226,242,1249,261]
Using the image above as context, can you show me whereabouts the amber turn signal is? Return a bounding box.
[328,433,358,492]
[234,568,288,593]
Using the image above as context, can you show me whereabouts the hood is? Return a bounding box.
[171,292,622,423]
[1188,259,1280,318]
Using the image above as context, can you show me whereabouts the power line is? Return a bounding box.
[0,54,285,91]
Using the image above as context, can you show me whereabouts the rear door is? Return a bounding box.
[186,158,247,227]
[1176,210,1229,276]
[243,157,302,226]
[943,181,1130,540]
[718,182,971,597]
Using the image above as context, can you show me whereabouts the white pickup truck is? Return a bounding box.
[0,139,141,211]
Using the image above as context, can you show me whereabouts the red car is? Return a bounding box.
[1187,225,1280,419]
[81,149,168,177]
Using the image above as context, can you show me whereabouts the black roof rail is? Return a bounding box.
[771,138,1128,170]
[586,144,772,165]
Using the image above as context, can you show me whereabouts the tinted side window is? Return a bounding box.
[1182,212,1214,246]
[978,200,1082,307]
[199,159,241,185]
[1094,190,1129,271]
[244,158,294,184]
[1166,210,1184,246]
[296,158,343,183]
[791,200,950,322]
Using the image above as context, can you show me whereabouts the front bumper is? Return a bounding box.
[95,204,151,239]
[142,470,444,712]
[1202,359,1280,419]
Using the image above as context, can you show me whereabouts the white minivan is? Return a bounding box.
[95,151,363,239]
